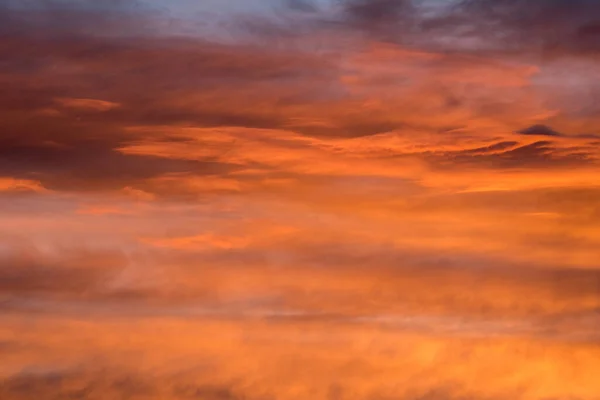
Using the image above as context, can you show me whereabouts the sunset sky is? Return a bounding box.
[1,0,600,399]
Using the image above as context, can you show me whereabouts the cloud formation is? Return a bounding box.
[456,0,600,55]
[1,1,599,399]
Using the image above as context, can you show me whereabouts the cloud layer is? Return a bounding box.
[1,1,599,399]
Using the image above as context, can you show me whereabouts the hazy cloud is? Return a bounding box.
[0,248,127,297]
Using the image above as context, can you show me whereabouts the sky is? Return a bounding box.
[1,0,600,399]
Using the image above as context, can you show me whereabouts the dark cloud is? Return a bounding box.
[0,368,506,400]
[0,132,235,192]
[0,1,337,192]
[418,140,595,169]
[0,249,127,297]
[517,125,562,137]
[285,0,319,13]
[295,119,405,138]
[516,125,600,140]
[452,141,519,155]
[342,0,415,26]
[1,0,598,194]
[0,33,331,113]
[0,0,158,38]
[294,0,600,57]
[303,0,423,44]
[473,140,582,168]
[0,369,242,400]
[456,0,600,55]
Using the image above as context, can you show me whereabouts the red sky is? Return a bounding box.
[1,1,599,399]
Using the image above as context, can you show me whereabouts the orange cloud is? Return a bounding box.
[0,178,48,193]
[1,2,600,399]
[140,233,251,251]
